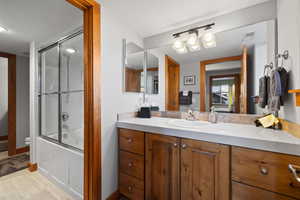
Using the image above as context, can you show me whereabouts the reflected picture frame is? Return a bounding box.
[184,75,195,85]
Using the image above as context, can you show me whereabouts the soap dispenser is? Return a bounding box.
[209,106,217,123]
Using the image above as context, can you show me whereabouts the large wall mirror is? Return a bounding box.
[146,19,277,114]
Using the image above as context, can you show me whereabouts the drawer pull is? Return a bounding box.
[173,143,178,147]
[260,167,268,175]
[128,186,133,192]
[128,162,133,167]
[181,144,187,149]
[127,138,133,143]
[288,164,300,183]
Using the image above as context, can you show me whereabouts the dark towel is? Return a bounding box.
[258,76,268,108]
[278,67,289,105]
[179,91,192,105]
[269,70,282,112]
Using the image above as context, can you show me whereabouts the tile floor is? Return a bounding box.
[0,169,73,200]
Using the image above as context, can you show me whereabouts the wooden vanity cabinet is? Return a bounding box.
[180,138,230,200]
[118,128,300,200]
[145,134,180,200]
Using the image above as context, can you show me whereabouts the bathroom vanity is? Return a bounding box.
[116,117,300,200]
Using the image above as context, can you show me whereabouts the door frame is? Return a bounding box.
[199,55,243,112]
[66,0,101,199]
[165,55,180,111]
[0,52,17,156]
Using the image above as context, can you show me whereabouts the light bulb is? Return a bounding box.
[176,46,187,54]
[189,43,201,52]
[203,40,216,48]
[202,31,216,48]
[186,32,198,46]
[172,37,184,50]
[0,26,8,33]
[66,48,76,54]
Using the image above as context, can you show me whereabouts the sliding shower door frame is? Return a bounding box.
[38,30,84,153]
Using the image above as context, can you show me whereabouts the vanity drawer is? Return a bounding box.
[232,147,300,199]
[120,150,144,180]
[120,173,144,200]
[232,181,296,200]
[119,128,145,155]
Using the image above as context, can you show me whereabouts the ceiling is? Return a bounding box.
[0,0,82,56]
[127,51,159,69]
[206,61,240,72]
[153,21,269,64]
[102,0,270,38]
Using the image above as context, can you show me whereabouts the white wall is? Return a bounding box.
[0,57,8,137]
[179,61,200,111]
[98,1,144,198]
[277,0,300,123]
[16,56,30,148]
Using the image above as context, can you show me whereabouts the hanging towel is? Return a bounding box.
[268,70,282,112]
[179,91,192,105]
[258,76,268,108]
[278,67,289,105]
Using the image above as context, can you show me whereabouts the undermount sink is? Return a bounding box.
[167,119,211,128]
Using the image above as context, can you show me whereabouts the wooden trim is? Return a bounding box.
[288,89,300,106]
[106,190,120,200]
[27,162,38,172]
[66,0,101,200]
[147,67,158,71]
[165,55,180,111]
[16,146,29,154]
[200,55,243,112]
[279,118,300,139]
[0,52,17,156]
[0,135,8,141]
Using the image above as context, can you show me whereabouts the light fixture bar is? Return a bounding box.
[172,23,215,37]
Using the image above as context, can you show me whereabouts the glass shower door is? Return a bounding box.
[40,45,59,141]
[39,31,84,151]
[60,34,84,150]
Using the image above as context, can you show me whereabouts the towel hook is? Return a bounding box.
[264,62,273,76]
[276,50,289,60]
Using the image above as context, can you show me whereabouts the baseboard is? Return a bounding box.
[106,190,120,200]
[27,162,38,172]
[16,146,29,154]
[0,135,8,141]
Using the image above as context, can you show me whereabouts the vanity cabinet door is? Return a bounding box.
[145,133,180,200]
[180,139,230,200]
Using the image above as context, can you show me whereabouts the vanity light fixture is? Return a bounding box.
[66,48,76,54]
[0,25,8,33]
[172,23,216,54]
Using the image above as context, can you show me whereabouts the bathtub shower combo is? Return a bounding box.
[39,30,84,151]
[37,30,84,199]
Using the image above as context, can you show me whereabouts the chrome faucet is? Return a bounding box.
[209,106,217,123]
[186,109,197,121]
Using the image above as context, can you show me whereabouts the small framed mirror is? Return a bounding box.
[123,39,145,93]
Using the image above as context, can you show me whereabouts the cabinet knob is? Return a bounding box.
[260,166,268,175]
[128,186,133,192]
[173,143,178,147]
[127,138,133,143]
[128,162,133,167]
[181,144,187,149]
